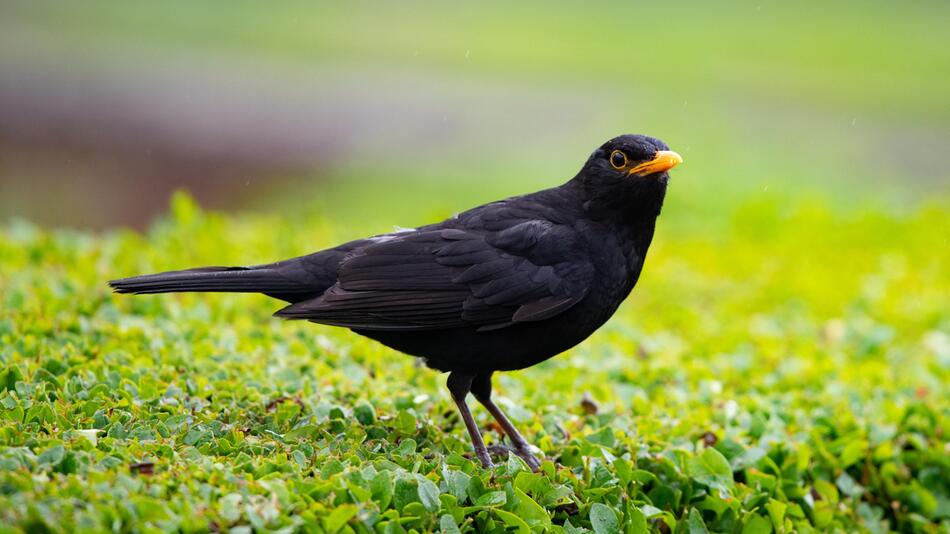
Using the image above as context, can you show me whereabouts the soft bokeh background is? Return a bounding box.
[2,1,948,232]
[2,3,950,530]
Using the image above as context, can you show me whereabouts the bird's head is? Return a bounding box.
[573,134,683,218]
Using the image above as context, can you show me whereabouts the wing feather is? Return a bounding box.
[275,223,592,331]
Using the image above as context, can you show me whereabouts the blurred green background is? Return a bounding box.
[2,0,948,232]
[2,3,950,530]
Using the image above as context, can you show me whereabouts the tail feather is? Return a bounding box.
[109,244,361,303]
[108,266,309,295]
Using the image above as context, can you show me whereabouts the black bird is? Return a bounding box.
[109,134,682,470]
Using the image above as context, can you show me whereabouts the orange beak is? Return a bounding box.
[627,150,683,177]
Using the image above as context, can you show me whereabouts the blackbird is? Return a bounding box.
[109,134,682,470]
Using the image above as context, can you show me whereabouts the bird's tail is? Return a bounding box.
[108,266,311,297]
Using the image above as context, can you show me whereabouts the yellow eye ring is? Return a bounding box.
[610,150,627,169]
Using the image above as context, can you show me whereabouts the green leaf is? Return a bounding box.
[810,479,835,504]
[394,410,417,434]
[840,438,869,468]
[1,366,22,391]
[857,503,886,534]
[765,499,786,530]
[320,459,345,478]
[444,469,470,503]
[904,481,938,517]
[731,446,767,471]
[586,426,615,448]
[495,509,530,534]
[475,491,507,507]
[354,400,376,425]
[218,493,243,523]
[369,471,393,510]
[415,474,441,512]
[624,503,648,534]
[440,514,462,534]
[74,429,100,446]
[394,476,420,511]
[687,508,709,534]
[324,503,358,533]
[506,451,527,475]
[393,438,417,456]
[589,503,618,534]
[836,472,864,498]
[741,514,772,534]
[511,488,551,529]
[688,447,734,493]
[37,445,65,467]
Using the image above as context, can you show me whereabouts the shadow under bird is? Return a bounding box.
[109,134,683,470]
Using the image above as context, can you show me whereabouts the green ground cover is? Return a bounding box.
[2,1,949,532]
[1,193,947,533]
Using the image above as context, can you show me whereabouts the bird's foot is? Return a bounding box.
[487,443,542,472]
[473,446,494,469]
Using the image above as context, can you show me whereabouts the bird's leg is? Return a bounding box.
[446,372,493,469]
[471,373,542,472]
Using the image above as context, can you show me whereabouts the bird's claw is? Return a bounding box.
[476,452,494,469]
[487,443,542,472]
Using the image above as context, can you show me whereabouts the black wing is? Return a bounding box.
[274,221,593,332]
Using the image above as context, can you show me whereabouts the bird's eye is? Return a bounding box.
[610,150,627,169]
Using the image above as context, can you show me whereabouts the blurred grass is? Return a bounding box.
[12,1,950,119]
[7,0,950,223]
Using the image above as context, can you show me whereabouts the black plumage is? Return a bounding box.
[109,134,682,469]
